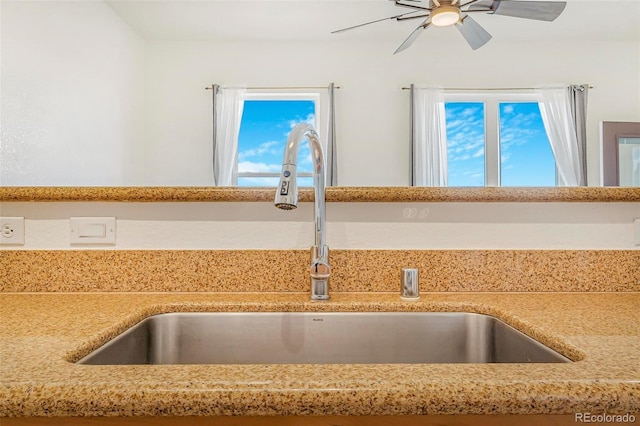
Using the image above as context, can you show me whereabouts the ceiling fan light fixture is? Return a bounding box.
[332,0,568,53]
[431,5,461,27]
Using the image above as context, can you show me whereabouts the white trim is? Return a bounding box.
[485,98,500,187]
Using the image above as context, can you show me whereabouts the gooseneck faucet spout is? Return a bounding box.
[274,123,330,301]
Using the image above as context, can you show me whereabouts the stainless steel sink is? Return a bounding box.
[76,312,572,365]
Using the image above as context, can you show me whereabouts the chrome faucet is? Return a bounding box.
[274,123,330,301]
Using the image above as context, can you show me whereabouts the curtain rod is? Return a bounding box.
[205,85,340,91]
[402,86,594,91]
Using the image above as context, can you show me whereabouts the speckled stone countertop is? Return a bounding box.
[2,186,639,202]
[3,250,639,293]
[1,292,639,417]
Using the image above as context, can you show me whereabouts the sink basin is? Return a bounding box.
[76,312,571,365]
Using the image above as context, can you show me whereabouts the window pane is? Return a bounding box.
[445,102,485,186]
[237,176,313,187]
[499,103,556,186]
[618,137,640,187]
[236,177,279,187]
[237,100,316,186]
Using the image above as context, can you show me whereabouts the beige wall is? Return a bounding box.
[2,1,639,186]
[143,38,640,186]
[0,1,146,185]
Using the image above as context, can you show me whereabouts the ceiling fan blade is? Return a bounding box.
[473,0,567,21]
[465,0,495,11]
[394,18,431,54]
[331,11,421,34]
[456,14,492,50]
[397,13,431,22]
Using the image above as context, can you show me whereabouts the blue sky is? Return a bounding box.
[498,102,556,186]
[237,100,315,186]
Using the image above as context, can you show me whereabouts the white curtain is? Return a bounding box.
[411,85,447,186]
[536,86,582,186]
[213,86,245,186]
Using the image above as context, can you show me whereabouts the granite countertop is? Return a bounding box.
[1,292,639,417]
[2,186,639,202]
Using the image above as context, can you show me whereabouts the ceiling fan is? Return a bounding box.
[331,0,567,53]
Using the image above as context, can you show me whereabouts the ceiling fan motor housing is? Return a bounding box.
[430,0,462,27]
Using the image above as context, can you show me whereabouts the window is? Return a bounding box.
[444,93,556,187]
[499,102,556,186]
[445,102,485,186]
[236,92,321,187]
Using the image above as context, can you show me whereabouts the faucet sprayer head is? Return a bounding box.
[275,164,298,210]
[275,203,296,210]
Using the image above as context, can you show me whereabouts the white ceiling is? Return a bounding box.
[105,0,640,43]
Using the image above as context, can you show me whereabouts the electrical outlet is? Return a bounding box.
[0,217,25,245]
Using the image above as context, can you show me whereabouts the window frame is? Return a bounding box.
[444,90,551,187]
[235,90,326,185]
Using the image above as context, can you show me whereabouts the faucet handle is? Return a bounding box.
[309,260,331,279]
[401,268,420,300]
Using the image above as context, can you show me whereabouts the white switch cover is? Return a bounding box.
[70,217,116,245]
[634,218,640,246]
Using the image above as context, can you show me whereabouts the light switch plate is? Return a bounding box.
[634,218,640,246]
[70,217,116,245]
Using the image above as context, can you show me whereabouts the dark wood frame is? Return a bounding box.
[601,121,640,186]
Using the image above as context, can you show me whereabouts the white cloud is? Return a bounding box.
[500,126,542,151]
[447,117,484,134]
[289,113,316,129]
[460,107,480,118]
[451,154,471,162]
[237,161,281,174]
[446,108,485,157]
[238,141,281,161]
[448,138,484,156]
[500,112,545,138]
